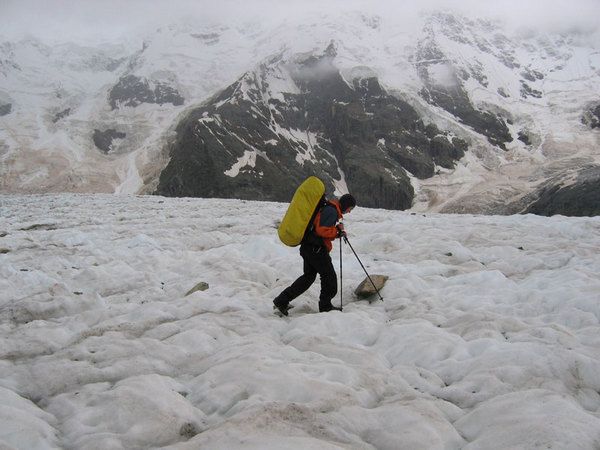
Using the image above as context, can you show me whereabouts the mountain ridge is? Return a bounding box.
[1,10,599,214]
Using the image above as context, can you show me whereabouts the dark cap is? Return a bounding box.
[339,194,356,212]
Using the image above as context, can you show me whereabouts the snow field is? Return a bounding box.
[0,194,599,449]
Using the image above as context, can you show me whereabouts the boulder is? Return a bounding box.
[184,282,209,297]
[354,275,388,301]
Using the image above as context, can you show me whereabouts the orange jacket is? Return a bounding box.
[312,200,344,252]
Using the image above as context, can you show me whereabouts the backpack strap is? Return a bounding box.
[301,195,327,245]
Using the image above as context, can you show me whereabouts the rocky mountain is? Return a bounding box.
[1,10,599,214]
[156,43,467,209]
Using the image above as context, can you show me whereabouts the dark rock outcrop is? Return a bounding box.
[497,87,510,98]
[517,131,531,145]
[0,103,11,116]
[582,104,600,129]
[190,33,220,45]
[156,48,468,210]
[52,108,71,123]
[524,167,600,216]
[420,80,512,149]
[93,129,126,154]
[520,81,543,99]
[416,31,512,149]
[108,75,184,109]
[520,67,544,82]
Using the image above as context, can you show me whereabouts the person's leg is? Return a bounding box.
[274,247,317,309]
[310,252,338,312]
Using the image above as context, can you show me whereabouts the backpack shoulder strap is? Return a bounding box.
[302,195,327,242]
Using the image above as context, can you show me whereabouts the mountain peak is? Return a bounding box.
[1,9,599,215]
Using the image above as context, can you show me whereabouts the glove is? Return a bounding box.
[336,223,346,238]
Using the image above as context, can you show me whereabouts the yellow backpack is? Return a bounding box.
[278,176,326,246]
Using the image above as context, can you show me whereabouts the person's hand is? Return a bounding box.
[336,223,346,238]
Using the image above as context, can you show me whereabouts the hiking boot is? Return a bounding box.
[319,303,342,313]
[273,299,291,316]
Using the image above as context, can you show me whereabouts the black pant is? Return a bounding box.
[275,245,337,310]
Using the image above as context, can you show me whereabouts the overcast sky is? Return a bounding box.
[1,0,599,42]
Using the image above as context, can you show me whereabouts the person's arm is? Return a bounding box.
[314,205,339,239]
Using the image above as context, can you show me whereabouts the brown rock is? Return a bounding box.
[354,275,388,300]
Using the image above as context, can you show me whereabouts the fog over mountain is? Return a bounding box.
[1,0,599,214]
[3,0,599,42]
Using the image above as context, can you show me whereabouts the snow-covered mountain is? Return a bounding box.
[155,43,468,209]
[1,9,599,213]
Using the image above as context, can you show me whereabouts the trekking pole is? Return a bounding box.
[343,236,384,301]
[339,235,343,311]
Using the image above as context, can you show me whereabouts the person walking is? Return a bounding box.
[273,193,356,315]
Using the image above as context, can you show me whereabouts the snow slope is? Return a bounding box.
[1,194,599,448]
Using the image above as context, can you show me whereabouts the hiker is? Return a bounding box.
[274,193,356,315]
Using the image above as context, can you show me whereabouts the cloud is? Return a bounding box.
[448,0,600,33]
[1,0,598,42]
